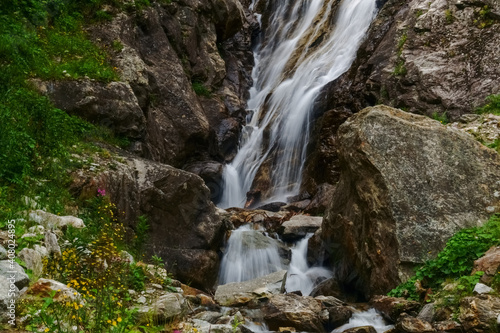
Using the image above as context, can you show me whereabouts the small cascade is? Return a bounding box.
[218,225,284,284]
[332,308,394,333]
[219,0,378,208]
[285,234,332,296]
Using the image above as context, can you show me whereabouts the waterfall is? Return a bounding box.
[332,309,394,333]
[285,234,332,296]
[218,225,284,284]
[219,0,378,208]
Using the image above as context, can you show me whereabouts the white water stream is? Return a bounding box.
[219,0,378,208]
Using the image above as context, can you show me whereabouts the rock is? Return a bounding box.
[395,314,435,333]
[119,250,134,264]
[328,306,354,329]
[28,225,45,235]
[0,260,30,290]
[27,278,79,301]
[33,79,145,139]
[0,275,19,323]
[342,327,377,333]
[263,293,325,332]
[318,0,500,121]
[279,215,323,242]
[323,106,500,296]
[29,210,85,229]
[18,248,43,276]
[371,296,421,323]
[193,311,224,324]
[71,153,225,291]
[432,320,462,332]
[190,319,242,333]
[0,245,6,260]
[459,295,500,332]
[473,283,493,295]
[451,114,500,148]
[44,231,61,256]
[472,246,500,284]
[417,303,435,323]
[185,161,224,202]
[304,183,336,215]
[315,296,345,307]
[310,278,345,300]
[215,270,287,307]
[136,293,186,323]
[256,202,287,212]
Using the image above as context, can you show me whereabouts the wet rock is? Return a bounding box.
[279,215,323,242]
[323,106,500,297]
[395,314,435,333]
[310,278,345,300]
[342,326,377,333]
[328,305,354,329]
[185,161,224,202]
[136,293,187,324]
[472,246,500,284]
[371,296,422,323]
[29,210,85,229]
[417,303,436,324]
[256,202,287,212]
[283,199,312,212]
[263,293,325,332]
[304,183,336,215]
[0,260,29,290]
[318,0,500,121]
[214,270,287,307]
[193,311,224,324]
[459,295,500,332]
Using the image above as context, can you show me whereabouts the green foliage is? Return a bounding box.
[444,9,454,24]
[393,60,407,76]
[132,215,150,256]
[128,264,147,291]
[192,81,212,97]
[476,94,500,115]
[474,5,495,28]
[393,31,407,76]
[389,214,500,300]
[431,111,449,124]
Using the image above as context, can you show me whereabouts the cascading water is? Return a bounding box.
[219,0,378,208]
[218,225,284,284]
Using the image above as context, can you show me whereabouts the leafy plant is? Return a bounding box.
[389,214,500,300]
[431,111,449,124]
[444,9,454,24]
[192,81,211,97]
[475,94,500,115]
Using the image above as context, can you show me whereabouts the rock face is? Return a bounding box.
[459,295,500,332]
[472,246,500,284]
[317,0,500,121]
[262,293,326,332]
[71,151,225,291]
[371,296,422,323]
[322,105,500,297]
[214,270,287,307]
[279,215,323,242]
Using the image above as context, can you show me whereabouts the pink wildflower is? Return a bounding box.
[97,188,106,197]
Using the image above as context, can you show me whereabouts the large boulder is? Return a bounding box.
[459,295,500,333]
[71,151,225,291]
[322,105,500,296]
[262,293,326,332]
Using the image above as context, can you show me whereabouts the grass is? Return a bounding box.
[475,94,500,115]
[191,81,212,97]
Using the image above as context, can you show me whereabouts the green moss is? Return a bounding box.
[192,80,212,97]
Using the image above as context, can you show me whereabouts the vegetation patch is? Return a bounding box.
[389,214,500,301]
[475,94,500,115]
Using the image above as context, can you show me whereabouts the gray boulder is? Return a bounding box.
[280,215,323,242]
[323,106,500,296]
[0,260,29,290]
[215,270,287,307]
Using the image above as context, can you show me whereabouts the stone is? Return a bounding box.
[119,250,134,264]
[136,293,186,324]
[323,106,500,297]
[29,210,85,229]
[44,231,61,256]
[193,311,224,324]
[18,248,43,276]
[317,0,500,121]
[0,260,29,290]
[341,327,377,333]
[279,215,323,242]
[185,161,224,203]
[0,245,6,260]
[262,293,325,332]
[417,303,436,323]
[215,270,287,307]
[0,275,19,323]
[371,296,421,323]
[450,114,500,148]
[473,283,493,295]
[71,153,225,291]
[459,295,500,332]
[310,278,345,300]
[27,278,79,301]
[33,79,145,139]
[328,306,354,329]
[472,246,500,284]
[432,320,462,333]
[28,225,45,235]
[304,183,336,215]
[395,314,435,333]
